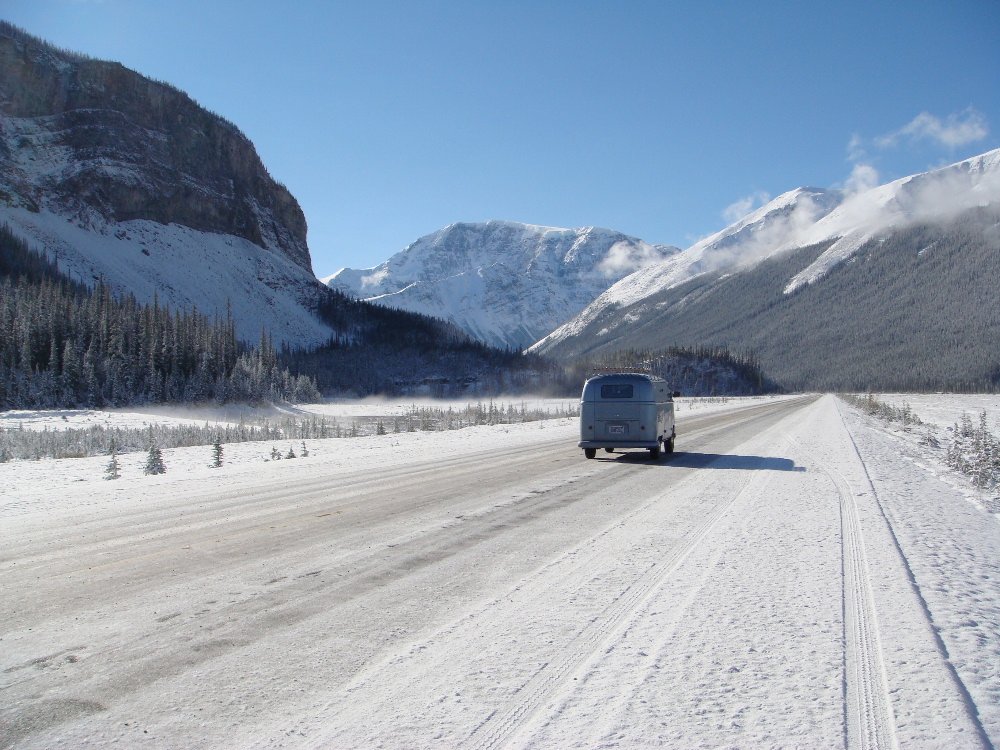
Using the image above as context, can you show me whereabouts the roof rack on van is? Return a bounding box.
[589,366,656,376]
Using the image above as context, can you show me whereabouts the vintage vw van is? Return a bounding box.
[578,373,677,459]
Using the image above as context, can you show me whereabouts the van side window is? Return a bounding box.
[600,384,634,399]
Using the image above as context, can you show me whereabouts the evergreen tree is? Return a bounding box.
[211,438,223,468]
[104,450,121,480]
[144,440,166,475]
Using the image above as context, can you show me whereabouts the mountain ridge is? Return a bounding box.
[324,219,679,349]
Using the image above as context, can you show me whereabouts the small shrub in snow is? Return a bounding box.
[844,393,922,427]
[211,439,224,468]
[104,452,121,480]
[270,446,281,461]
[300,441,309,457]
[947,411,1000,490]
[285,445,296,459]
[919,428,940,449]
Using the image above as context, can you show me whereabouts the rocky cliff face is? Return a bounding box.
[0,21,311,273]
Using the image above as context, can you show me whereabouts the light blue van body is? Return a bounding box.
[578,373,676,459]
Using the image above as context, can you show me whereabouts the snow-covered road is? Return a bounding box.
[2,395,998,749]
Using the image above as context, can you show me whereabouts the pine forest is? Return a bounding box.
[0,224,320,409]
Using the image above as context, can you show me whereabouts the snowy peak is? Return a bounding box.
[324,221,680,349]
[619,186,842,303]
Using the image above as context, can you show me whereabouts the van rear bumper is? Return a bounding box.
[578,439,660,450]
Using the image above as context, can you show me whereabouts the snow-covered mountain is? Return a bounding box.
[323,221,679,349]
[529,187,843,351]
[783,148,1000,293]
[0,22,333,347]
[532,148,1000,355]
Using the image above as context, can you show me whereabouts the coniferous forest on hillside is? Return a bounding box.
[0,224,320,408]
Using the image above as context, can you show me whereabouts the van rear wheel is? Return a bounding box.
[649,446,660,460]
[584,448,596,459]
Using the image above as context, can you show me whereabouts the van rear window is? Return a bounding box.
[600,384,634,399]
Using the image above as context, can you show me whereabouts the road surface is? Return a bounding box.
[2,395,995,748]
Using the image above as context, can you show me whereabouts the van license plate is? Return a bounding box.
[609,425,626,435]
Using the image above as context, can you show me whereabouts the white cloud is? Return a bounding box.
[694,191,833,277]
[846,133,867,162]
[844,163,880,195]
[597,241,670,277]
[722,190,770,224]
[875,108,989,149]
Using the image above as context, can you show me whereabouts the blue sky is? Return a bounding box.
[4,1,999,275]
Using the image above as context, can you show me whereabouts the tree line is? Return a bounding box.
[555,346,776,396]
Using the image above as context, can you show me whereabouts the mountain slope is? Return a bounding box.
[532,149,1000,388]
[531,187,843,351]
[532,204,1000,391]
[324,220,679,349]
[0,22,331,346]
[784,148,1000,292]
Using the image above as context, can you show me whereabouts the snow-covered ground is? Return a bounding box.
[1,394,998,748]
[0,394,758,433]
[0,396,782,511]
[875,392,1000,431]
[0,397,579,433]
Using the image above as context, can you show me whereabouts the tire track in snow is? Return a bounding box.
[833,462,898,750]
[464,464,775,750]
[798,434,898,750]
[833,404,994,750]
[516,465,786,750]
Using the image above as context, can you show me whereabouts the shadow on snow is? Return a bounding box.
[594,450,804,472]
